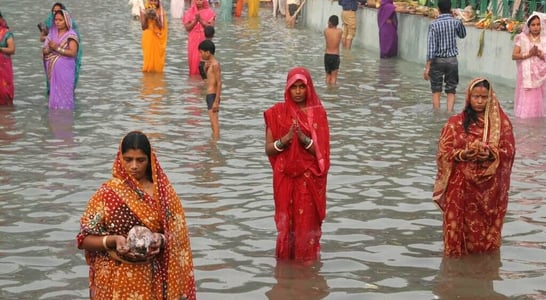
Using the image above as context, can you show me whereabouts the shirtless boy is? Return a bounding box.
[198,39,222,139]
[324,15,343,85]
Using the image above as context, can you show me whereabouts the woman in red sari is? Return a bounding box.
[183,0,215,76]
[0,11,15,105]
[77,131,196,299]
[264,67,330,261]
[433,78,516,257]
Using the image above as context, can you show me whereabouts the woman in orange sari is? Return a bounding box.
[264,67,330,261]
[77,131,196,299]
[0,11,15,105]
[433,78,516,257]
[141,0,168,72]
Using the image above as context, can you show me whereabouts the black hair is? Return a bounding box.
[204,26,215,39]
[328,15,338,27]
[463,79,490,133]
[52,2,66,12]
[527,15,540,28]
[437,0,451,14]
[121,131,153,181]
[198,39,215,55]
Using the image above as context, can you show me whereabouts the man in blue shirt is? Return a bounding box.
[338,0,362,49]
[423,0,466,113]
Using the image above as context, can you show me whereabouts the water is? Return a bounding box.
[1,1,545,299]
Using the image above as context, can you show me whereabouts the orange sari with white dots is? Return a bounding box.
[77,147,195,299]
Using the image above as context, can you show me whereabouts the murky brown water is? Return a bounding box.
[0,1,545,299]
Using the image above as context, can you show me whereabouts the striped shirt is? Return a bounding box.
[426,14,467,61]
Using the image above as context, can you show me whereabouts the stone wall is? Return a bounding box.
[302,0,517,86]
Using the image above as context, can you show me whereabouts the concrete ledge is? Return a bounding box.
[302,0,517,86]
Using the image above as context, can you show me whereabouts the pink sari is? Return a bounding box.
[514,12,546,118]
[183,0,215,75]
[0,18,14,105]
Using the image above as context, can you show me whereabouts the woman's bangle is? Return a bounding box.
[273,139,284,152]
[305,139,314,150]
[159,233,166,248]
[102,235,109,250]
[456,150,465,161]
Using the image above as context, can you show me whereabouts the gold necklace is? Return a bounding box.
[530,34,540,43]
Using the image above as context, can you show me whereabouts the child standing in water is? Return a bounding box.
[324,15,342,85]
[199,39,222,139]
[199,25,215,80]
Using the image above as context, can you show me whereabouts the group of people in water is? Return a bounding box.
[1,1,543,298]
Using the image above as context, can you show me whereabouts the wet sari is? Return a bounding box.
[264,67,331,261]
[0,17,14,105]
[77,137,196,300]
[513,12,546,118]
[377,0,398,58]
[248,0,259,17]
[219,0,234,21]
[43,10,79,110]
[433,78,516,257]
[142,0,168,72]
[43,6,82,94]
[183,0,216,75]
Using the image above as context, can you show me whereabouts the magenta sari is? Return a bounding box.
[0,18,14,105]
[183,0,215,76]
[43,10,79,110]
[377,0,398,58]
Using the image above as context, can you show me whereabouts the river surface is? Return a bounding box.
[0,1,545,299]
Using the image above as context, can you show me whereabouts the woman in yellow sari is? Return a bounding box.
[77,131,196,299]
[248,0,260,17]
[141,0,168,72]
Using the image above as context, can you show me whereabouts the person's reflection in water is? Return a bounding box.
[266,260,329,300]
[433,251,508,299]
[48,109,74,143]
[139,72,168,125]
[0,106,23,145]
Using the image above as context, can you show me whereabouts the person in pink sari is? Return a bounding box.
[0,11,15,106]
[264,67,331,261]
[183,0,215,76]
[42,10,79,110]
[512,12,546,118]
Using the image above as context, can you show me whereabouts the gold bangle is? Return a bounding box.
[102,235,109,250]
[457,150,465,161]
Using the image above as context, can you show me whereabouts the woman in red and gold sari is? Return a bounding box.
[0,11,15,105]
[264,67,330,261]
[141,0,168,72]
[77,131,196,300]
[433,78,516,257]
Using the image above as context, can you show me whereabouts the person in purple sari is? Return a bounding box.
[42,10,79,110]
[377,0,398,58]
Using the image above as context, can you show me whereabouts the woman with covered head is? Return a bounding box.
[433,78,516,257]
[40,3,82,95]
[512,12,546,118]
[141,0,168,72]
[0,11,15,105]
[183,0,215,76]
[264,67,331,261]
[77,131,196,299]
[42,9,79,110]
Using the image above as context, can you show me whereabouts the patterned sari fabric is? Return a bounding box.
[377,0,398,58]
[433,78,516,257]
[264,67,330,261]
[77,143,196,299]
[142,0,168,72]
[513,12,546,118]
[0,17,14,105]
[183,0,215,75]
[43,10,79,110]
